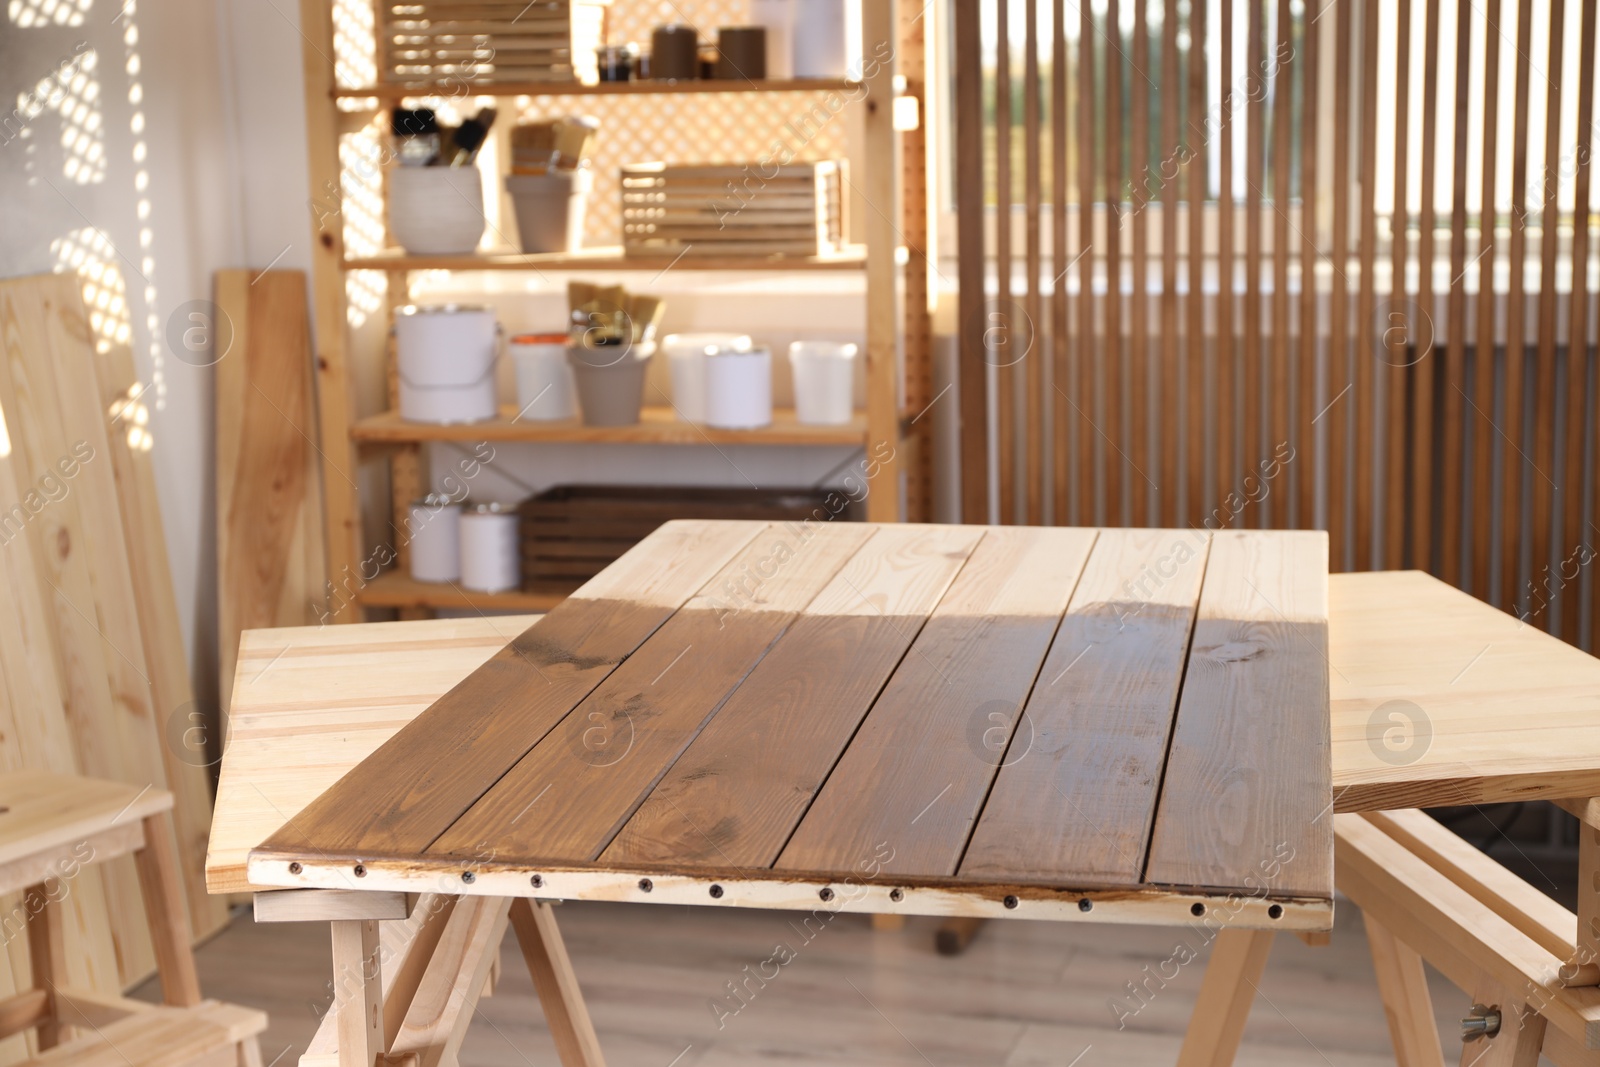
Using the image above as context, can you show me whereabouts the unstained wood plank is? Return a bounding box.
[774,527,1097,879]
[602,524,984,868]
[427,522,874,864]
[259,520,766,858]
[960,528,1211,886]
[1144,529,1331,897]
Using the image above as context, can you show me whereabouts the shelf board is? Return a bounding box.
[343,246,867,273]
[335,78,857,102]
[357,571,574,612]
[352,406,868,446]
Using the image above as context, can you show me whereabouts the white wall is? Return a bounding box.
[0,0,251,723]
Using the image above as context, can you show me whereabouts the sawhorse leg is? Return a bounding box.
[1175,929,1276,1067]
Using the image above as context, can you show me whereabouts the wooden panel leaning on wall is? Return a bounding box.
[214,269,328,717]
[0,273,226,998]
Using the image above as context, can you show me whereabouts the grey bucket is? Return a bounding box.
[569,342,653,426]
[506,169,592,253]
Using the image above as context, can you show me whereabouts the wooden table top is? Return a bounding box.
[241,521,1334,930]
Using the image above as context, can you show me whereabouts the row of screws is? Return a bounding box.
[286,863,1280,921]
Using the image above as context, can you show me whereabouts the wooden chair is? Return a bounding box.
[0,770,266,1065]
[1331,807,1600,1067]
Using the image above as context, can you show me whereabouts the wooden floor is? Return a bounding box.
[141,898,1486,1066]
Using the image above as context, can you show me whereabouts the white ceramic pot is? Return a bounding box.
[394,304,500,423]
[663,333,752,423]
[390,166,486,255]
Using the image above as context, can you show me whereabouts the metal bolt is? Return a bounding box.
[889,887,904,902]
[1190,902,1206,917]
[638,877,653,893]
[461,871,475,884]
[1078,898,1093,912]
[353,864,366,878]
[1003,895,1019,910]
[818,887,835,902]
[530,874,543,889]
[709,884,724,899]
[1462,1005,1502,1040]
[288,862,302,875]
[1267,904,1283,920]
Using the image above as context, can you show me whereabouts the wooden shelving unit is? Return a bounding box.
[343,245,867,272]
[297,0,929,620]
[352,406,868,446]
[334,78,857,101]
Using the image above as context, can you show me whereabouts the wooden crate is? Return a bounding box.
[519,484,857,583]
[620,161,845,259]
[377,0,608,86]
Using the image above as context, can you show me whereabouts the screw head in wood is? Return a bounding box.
[818,887,834,902]
[353,864,366,878]
[288,862,302,875]
[709,884,724,898]
[889,887,904,902]
[1190,902,1206,917]
[461,871,475,884]
[1003,895,1019,909]
[638,877,652,893]
[1078,898,1092,912]
[1267,904,1283,920]
[530,874,544,888]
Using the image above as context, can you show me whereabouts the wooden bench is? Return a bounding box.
[1334,806,1600,1066]
[0,771,266,1065]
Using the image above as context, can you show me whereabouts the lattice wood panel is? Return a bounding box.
[514,87,850,246]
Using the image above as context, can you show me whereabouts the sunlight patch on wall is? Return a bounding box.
[51,227,132,355]
[8,0,91,27]
[340,116,387,327]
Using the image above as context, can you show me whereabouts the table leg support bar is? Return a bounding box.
[509,900,607,1067]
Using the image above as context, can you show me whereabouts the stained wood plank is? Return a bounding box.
[1077,0,1098,526]
[427,522,875,864]
[996,0,1016,525]
[215,270,326,719]
[774,526,1098,879]
[1413,0,1442,573]
[1501,0,1534,611]
[1385,0,1413,572]
[1051,0,1070,526]
[955,0,987,522]
[1144,529,1331,897]
[1562,0,1598,644]
[1187,0,1210,530]
[1295,0,1319,532]
[960,528,1210,885]
[601,525,983,868]
[1470,0,1503,603]
[259,520,766,857]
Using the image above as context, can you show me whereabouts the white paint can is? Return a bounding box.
[663,333,752,423]
[705,345,773,429]
[408,493,461,583]
[459,501,522,593]
[395,304,500,423]
[510,332,577,420]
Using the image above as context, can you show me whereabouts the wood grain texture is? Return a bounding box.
[427,523,874,864]
[0,275,168,987]
[602,525,983,867]
[1362,914,1445,1067]
[215,270,326,720]
[92,340,228,941]
[1145,529,1332,896]
[775,527,1097,878]
[260,520,764,858]
[960,528,1210,885]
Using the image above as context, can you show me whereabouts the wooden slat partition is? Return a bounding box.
[956,0,1600,653]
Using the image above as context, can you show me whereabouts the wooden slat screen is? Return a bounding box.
[956,0,1600,652]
